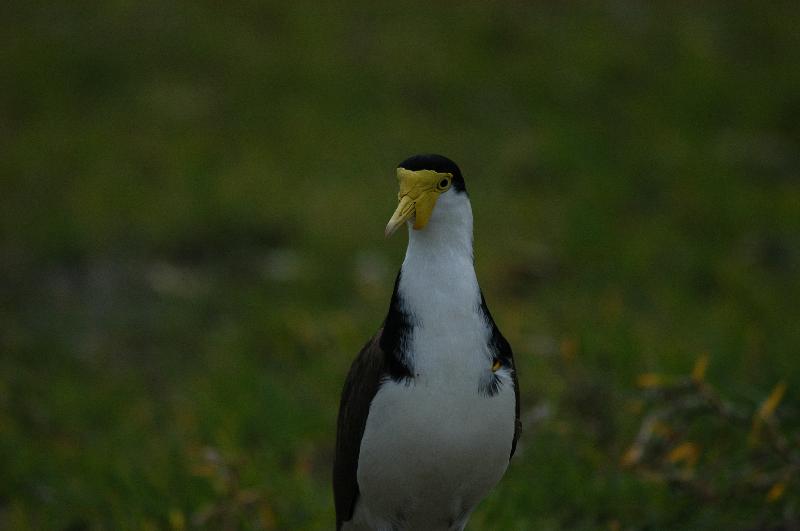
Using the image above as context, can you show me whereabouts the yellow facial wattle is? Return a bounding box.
[384,168,452,237]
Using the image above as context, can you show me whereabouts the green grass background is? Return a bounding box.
[1,1,799,529]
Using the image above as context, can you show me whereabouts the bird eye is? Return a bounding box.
[438,178,450,190]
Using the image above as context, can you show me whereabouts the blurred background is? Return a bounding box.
[2,1,799,529]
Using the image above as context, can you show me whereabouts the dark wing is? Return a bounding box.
[480,291,521,459]
[508,339,522,459]
[333,330,386,529]
[513,370,521,457]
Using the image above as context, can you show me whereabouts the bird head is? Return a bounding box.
[385,154,466,237]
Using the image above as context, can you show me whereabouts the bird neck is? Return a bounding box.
[398,194,480,324]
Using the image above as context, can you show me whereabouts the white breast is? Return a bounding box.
[353,348,516,530]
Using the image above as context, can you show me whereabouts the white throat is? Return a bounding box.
[399,191,477,321]
[396,190,488,379]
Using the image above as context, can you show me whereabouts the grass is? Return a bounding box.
[1,1,799,529]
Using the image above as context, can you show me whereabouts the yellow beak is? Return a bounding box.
[384,168,452,237]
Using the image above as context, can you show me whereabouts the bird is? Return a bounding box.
[333,154,520,531]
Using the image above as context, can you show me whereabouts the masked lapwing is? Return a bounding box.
[334,154,520,530]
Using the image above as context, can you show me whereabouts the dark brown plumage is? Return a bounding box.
[333,331,386,529]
